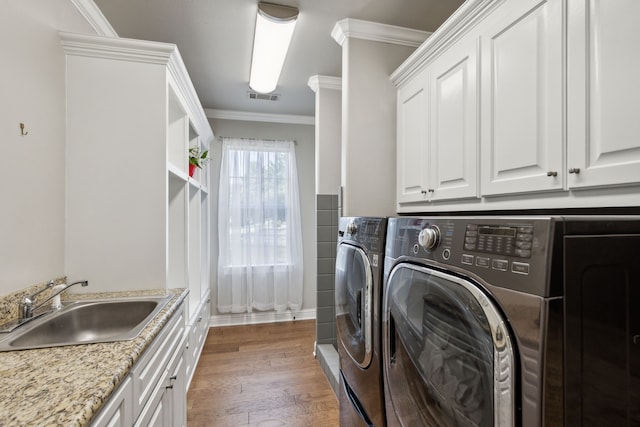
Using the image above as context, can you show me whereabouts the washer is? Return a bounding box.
[382,215,640,427]
[336,217,387,426]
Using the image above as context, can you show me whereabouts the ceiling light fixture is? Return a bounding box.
[249,2,299,94]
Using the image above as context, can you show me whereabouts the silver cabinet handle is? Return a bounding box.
[547,171,558,177]
[568,168,581,174]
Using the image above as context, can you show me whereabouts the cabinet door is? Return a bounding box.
[567,0,640,189]
[91,377,133,427]
[429,34,479,201]
[169,351,187,427]
[480,0,564,196]
[564,235,640,425]
[134,382,169,427]
[397,66,429,203]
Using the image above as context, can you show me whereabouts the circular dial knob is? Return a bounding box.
[347,221,357,235]
[418,225,440,251]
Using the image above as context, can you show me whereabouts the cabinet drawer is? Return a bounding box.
[132,304,185,415]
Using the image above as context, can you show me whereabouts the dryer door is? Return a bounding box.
[383,264,515,427]
[336,242,373,368]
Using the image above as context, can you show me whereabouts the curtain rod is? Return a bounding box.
[219,136,297,145]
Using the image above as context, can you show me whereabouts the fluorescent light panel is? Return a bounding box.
[249,2,298,94]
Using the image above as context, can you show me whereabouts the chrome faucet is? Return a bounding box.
[19,280,89,319]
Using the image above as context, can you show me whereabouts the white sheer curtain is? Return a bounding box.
[217,137,304,313]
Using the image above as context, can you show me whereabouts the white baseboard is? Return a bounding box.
[209,308,316,327]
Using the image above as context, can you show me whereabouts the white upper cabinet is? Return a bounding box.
[567,0,640,189]
[429,34,479,200]
[479,0,564,196]
[396,33,479,204]
[397,66,429,203]
[394,0,640,212]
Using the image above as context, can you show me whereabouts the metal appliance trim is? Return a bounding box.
[383,262,516,426]
[337,242,374,369]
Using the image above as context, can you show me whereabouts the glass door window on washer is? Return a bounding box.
[336,243,373,368]
[383,265,515,427]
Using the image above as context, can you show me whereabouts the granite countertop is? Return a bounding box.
[0,287,188,427]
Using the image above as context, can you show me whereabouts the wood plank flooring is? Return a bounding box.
[187,320,339,427]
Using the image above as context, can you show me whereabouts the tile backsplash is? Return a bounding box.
[316,194,338,348]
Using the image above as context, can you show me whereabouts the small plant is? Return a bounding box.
[189,146,209,169]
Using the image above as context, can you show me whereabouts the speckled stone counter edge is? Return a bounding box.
[0,283,188,427]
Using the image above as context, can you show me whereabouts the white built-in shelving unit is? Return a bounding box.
[60,31,212,387]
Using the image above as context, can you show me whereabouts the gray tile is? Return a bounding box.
[317,225,337,242]
[330,225,338,242]
[316,322,336,342]
[317,194,334,210]
[317,210,333,227]
[316,306,335,323]
[317,274,335,291]
[317,258,335,275]
[317,242,335,259]
[317,290,334,308]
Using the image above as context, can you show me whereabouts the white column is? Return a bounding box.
[332,19,430,217]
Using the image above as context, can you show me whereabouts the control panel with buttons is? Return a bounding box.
[464,224,533,258]
[386,216,555,297]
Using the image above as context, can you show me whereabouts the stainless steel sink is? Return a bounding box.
[0,295,172,352]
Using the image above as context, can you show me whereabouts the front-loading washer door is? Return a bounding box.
[383,264,515,427]
[336,242,373,368]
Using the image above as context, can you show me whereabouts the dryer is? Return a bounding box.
[336,217,387,426]
[382,215,640,427]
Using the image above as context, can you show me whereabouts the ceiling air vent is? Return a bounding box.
[248,91,280,101]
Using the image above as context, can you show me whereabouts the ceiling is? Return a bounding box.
[93,0,465,118]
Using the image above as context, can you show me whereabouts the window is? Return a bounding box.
[217,137,303,313]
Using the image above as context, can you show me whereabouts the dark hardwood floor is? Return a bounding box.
[187,320,339,426]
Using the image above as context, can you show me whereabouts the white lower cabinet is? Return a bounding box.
[185,291,211,390]
[168,349,187,427]
[91,302,187,427]
[91,377,133,427]
[135,335,187,427]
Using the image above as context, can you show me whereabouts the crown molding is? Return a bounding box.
[60,32,214,144]
[59,32,176,65]
[391,0,501,87]
[206,109,315,126]
[307,75,342,93]
[331,18,431,47]
[167,49,214,144]
[69,0,118,37]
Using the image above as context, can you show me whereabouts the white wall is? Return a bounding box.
[209,118,316,315]
[0,1,95,294]
[341,37,416,217]
[309,77,342,195]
